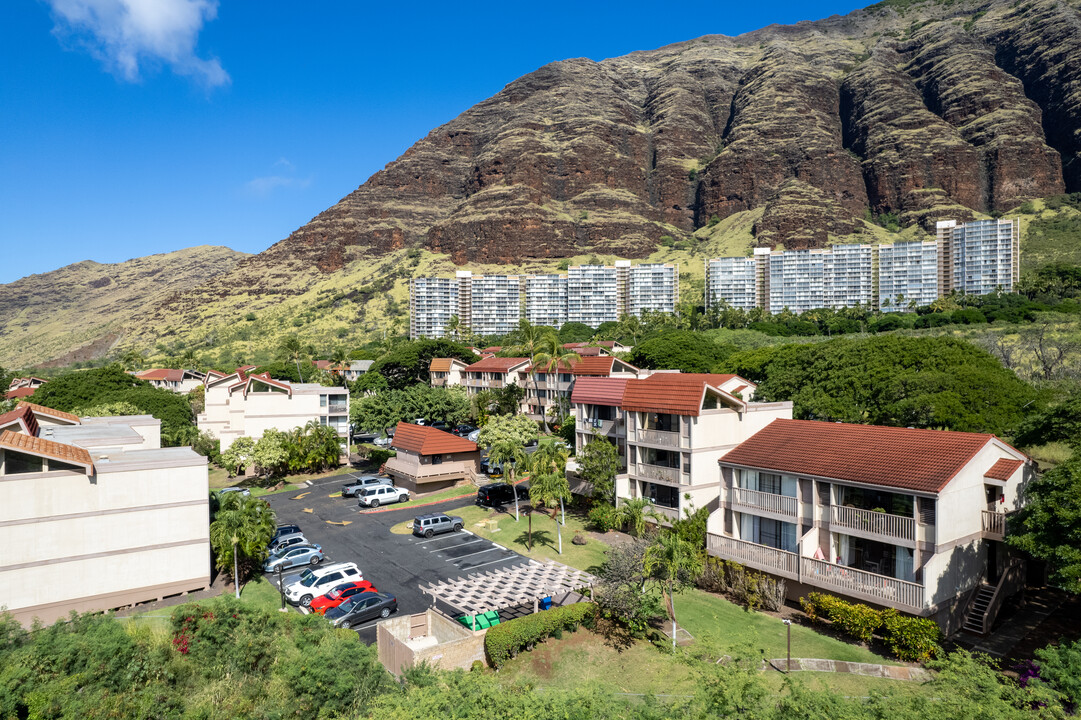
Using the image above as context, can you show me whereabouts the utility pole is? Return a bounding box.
[783,619,792,672]
[278,565,287,612]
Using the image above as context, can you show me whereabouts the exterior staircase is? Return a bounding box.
[963,583,997,634]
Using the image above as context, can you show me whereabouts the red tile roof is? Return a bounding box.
[390,422,478,455]
[565,341,617,348]
[719,419,1014,494]
[231,372,292,396]
[135,368,186,382]
[429,358,467,372]
[4,387,36,400]
[621,373,740,416]
[480,346,503,354]
[985,457,1024,481]
[571,377,629,406]
[17,402,80,425]
[0,430,93,472]
[465,357,530,372]
[0,404,40,436]
[313,360,333,370]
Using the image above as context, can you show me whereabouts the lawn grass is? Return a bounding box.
[674,588,895,665]
[410,482,479,505]
[453,505,609,573]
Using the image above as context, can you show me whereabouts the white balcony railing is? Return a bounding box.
[800,556,924,612]
[982,510,1007,540]
[649,504,680,522]
[830,505,916,543]
[732,487,798,519]
[578,418,622,436]
[707,534,800,580]
[635,463,682,484]
[636,428,683,448]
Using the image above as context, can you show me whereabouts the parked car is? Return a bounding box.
[467,429,481,443]
[272,524,302,542]
[428,421,451,432]
[284,562,363,607]
[263,543,324,572]
[219,487,250,497]
[480,458,503,478]
[476,482,526,508]
[452,424,477,437]
[326,592,398,629]
[373,433,394,447]
[357,484,410,508]
[267,531,307,553]
[341,474,391,498]
[309,580,376,615]
[412,513,464,538]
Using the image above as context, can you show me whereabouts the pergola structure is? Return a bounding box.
[419,559,597,617]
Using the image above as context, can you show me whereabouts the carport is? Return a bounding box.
[418,559,597,628]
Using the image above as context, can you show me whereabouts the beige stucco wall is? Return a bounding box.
[199,383,348,451]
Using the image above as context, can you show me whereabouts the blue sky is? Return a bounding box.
[0,0,867,284]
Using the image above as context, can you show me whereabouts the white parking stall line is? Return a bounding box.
[415,533,473,548]
[459,555,523,571]
[446,545,500,561]
[430,538,485,553]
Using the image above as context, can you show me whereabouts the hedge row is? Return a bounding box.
[484,602,597,668]
[800,592,941,661]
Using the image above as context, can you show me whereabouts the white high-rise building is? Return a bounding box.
[705,257,758,311]
[937,219,1019,296]
[626,263,680,316]
[877,240,939,312]
[823,244,874,309]
[524,274,568,328]
[567,265,620,327]
[469,275,521,336]
[410,276,460,339]
[768,249,826,314]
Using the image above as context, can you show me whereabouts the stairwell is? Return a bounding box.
[963,583,997,634]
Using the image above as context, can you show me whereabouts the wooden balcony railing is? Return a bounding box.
[634,463,682,484]
[636,428,684,448]
[982,510,1007,540]
[732,487,798,519]
[830,505,916,543]
[707,534,800,581]
[800,557,924,612]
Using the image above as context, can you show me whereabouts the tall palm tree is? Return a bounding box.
[180,347,199,371]
[509,320,547,421]
[529,332,580,433]
[644,532,703,649]
[488,439,529,522]
[209,493,276,598]
[120,348,145,371]
[531,437,570,525]
[278,336,305,380]
[528,469,572,554]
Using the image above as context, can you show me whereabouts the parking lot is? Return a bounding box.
[263,473,529,643]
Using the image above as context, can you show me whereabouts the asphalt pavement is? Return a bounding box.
[262,473,529,643]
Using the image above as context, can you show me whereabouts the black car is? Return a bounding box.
[476,482,526,508]
[326,592,398,629]
[272,524,301,542]
[428,421,451,432]
[452,424,477,437]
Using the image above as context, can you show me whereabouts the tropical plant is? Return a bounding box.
[476,413,538,449]
[1008,453,1081,592]
[487,439,529,521]
[644,531,703,648]
[277,336,307,380]
[617,497,661,537]
[253,429,289,479]
[528,331,580,432]
[208,492,276,597]
[528,469,572,554]
[219,436,255,477]
[576,438,621,502]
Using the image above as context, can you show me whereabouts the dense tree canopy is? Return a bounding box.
[368,340,477,390]
[1009,453,1081,593]
[30,365,197,446]
[723,336,1037,436]
[350,386,471,434]
[627,331,735,374]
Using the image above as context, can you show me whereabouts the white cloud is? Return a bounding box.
[46,0,229,87]
[244,174,313,197]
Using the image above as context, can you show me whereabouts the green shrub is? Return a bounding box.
[484,603,597,668]
[880,609,941,661]
[587,503,620,532]
[828,599,883,643]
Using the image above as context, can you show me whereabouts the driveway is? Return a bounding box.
[262,473,529,643]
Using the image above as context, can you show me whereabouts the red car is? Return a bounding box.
[309,580,376,615]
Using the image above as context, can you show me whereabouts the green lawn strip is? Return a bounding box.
[673,588,896,665]
[758,670,929,696]
[454,505,608,573]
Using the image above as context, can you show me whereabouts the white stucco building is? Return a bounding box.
[0,402,210,627]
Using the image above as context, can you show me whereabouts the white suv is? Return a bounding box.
[357,484,410,508]
[284,562,362,607]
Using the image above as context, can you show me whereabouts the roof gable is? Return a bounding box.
[0,405,40,437]
[430,358,468,372]
[17,402,80,426]
[390,422,478,455]
[0,430,94,473]
[621,374,744,416]
[985,457,1024,481]
[719,419,1014,494]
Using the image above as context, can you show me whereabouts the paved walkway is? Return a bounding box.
[764,658,932,681]
[964,588,1066,658]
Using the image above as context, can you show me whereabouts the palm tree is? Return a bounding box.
[509,320,546,421]
[528,470,572,554]
[529,332,580,433]
[120,348,145,371]
[180,347,199,371]
[209,493,276,598]
[617,497,661,537]
[278,336,305,380]
[488,439,529,521]
[644,532,703,649]
[531,437,570,526]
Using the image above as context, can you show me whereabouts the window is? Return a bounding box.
[645,482,679,508]
[432,454,443,465]
[320,395,328,408]
[4,451,43,474]
[643,413,677,432]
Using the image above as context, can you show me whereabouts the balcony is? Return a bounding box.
[830,505,915,545]
[634,463,683,484]
[328,403,348,414]
[577,418,623,436]
[800,556,924,612]
[649,504,681,523]
[732,487,798,521]
[635,428,684,448]
[982,510,1007,540]
[707,534,800,581]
